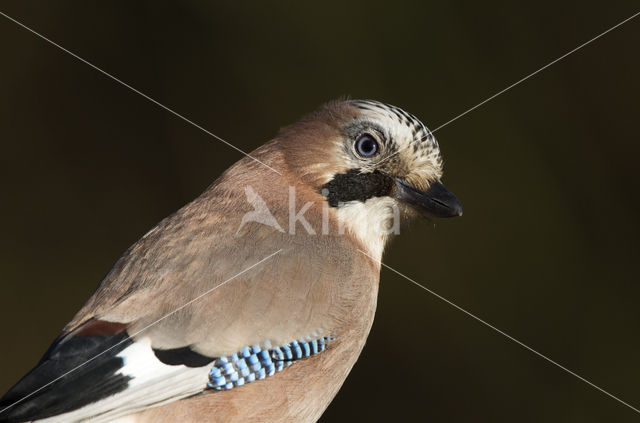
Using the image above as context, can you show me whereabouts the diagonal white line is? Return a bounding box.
[430,10,640,134]
[1,5,638,419]
[376,10,640,167]
[0,249,283,416]
[0,11,282,176]
[357,249,640,415]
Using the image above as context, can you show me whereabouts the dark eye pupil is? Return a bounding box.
[356,134,378,157]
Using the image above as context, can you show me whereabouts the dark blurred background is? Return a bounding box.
[1,2,639,421]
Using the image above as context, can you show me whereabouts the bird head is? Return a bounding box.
[279,99,461,212]
[265,99,463,255]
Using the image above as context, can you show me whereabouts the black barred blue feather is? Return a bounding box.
[208,337,333,391]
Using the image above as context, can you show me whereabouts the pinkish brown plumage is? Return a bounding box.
[0,100,461,422]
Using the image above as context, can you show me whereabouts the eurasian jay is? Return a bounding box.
[0,99,462,422]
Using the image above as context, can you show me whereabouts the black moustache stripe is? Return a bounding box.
[322,169,394,207]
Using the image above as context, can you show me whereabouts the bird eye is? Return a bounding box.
[355,134,379,158]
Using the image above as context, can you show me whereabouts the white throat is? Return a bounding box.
[335,196,400,260]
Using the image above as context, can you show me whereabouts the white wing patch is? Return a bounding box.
[37,338,210,423]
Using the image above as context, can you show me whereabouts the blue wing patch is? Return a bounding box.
[207,336,333,391]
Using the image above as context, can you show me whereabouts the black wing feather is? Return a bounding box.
[0,332,132,422]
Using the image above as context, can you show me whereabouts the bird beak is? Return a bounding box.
[393,179,463,218]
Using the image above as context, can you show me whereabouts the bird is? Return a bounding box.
[0,99,462,422]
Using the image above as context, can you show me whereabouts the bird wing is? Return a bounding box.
[0,172,377,422]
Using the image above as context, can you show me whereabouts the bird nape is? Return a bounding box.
[0,99,461,423]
